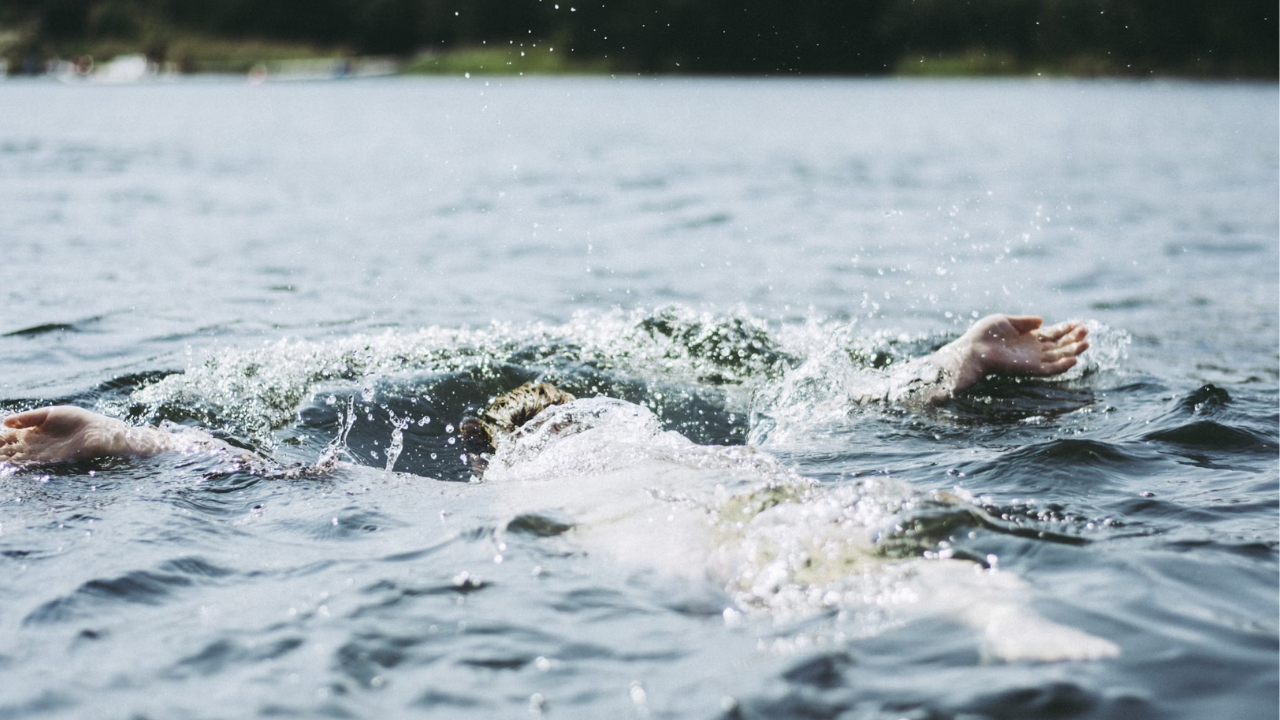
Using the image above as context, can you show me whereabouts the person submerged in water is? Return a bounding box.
[0,314,1088,466]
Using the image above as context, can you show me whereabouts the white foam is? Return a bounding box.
[483,397,1119,661]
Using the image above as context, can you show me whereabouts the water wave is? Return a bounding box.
[126,307,787,450]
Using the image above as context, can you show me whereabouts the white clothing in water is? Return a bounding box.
[482,397,1118,662]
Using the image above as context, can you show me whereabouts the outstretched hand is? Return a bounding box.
[0,406,130,465]
[940,314,1090,394]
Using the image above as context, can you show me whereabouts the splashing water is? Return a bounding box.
[126,307,789,449]
[316,394,357,466]
[124,307,1132,456]
[384,408,408,473]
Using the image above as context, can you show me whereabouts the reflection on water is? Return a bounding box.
[0,78,1276,720]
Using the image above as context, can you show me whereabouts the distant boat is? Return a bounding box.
[95,54,151,83]
[55,53,167,84]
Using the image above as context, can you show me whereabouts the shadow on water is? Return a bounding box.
[944,376,1097,426]
[731,649,1164,720]
[22,556,236,626]
[1131,384,1280,470]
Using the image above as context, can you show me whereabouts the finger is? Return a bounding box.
[1035,321,1081,342]
[1005,316,1043,333]
[1043,340,1089,364]
[1060,325,1088,344]
[4,408,50,430]
[1043,327,1088,351]
[1040,356,1078,375]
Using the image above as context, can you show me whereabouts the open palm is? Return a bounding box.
[963,314,1089,380]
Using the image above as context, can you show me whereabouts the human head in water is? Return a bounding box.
[459,382,576,455]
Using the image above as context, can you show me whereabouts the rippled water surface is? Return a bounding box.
[1,78,1277,719]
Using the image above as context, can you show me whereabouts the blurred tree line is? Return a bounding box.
[2,0,1275,76]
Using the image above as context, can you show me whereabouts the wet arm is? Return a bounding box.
[850,314,1089,405]
[0,406,239,465]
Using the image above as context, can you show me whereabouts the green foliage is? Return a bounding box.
[403,45,612,75]
[894,50,1024,77]
[1,0,1275,78]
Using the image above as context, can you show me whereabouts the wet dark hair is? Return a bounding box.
[459,382,576,455]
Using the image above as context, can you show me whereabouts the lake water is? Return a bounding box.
[0,77,1276,719]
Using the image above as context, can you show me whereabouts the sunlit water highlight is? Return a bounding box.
[0,77,1276,720]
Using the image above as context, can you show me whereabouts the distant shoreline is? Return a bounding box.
[6,53,1276,83]
[4,38,1276,82]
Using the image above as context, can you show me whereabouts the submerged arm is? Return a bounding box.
[852,314,1089,405]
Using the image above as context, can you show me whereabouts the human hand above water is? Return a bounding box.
[939,314,1089,393]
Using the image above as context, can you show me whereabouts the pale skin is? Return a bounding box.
[926,313,1089,402]
[0,314,1087,466]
